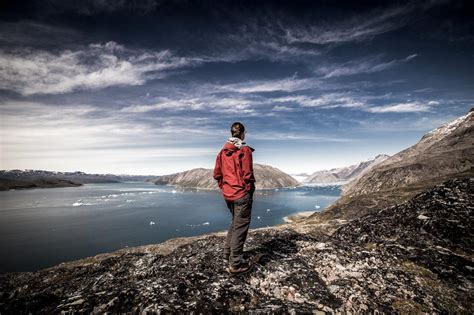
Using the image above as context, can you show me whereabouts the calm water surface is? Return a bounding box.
[0,182,340,273]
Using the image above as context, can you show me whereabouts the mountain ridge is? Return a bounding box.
[305,108,474,227]
[304,154,390,184]
[154,163,300,190]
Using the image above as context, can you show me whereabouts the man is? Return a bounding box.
[213,122,256,274]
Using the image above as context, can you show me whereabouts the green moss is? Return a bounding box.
[401,261,437,279]
[392,298,429,314]
[400,261,461,312]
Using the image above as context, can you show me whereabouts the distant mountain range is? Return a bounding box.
[0,178,82,191]
[0,170,159,190]
[154,163,300,190]
[0,164,300,191]
[302,154,390,184]
[307,108,474,226]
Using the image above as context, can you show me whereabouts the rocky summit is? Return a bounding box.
[1,177,472,313]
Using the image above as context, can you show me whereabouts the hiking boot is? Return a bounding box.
[227,260,253,275]
[223,252,230,264]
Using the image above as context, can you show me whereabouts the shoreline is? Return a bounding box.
[282,210,318,223]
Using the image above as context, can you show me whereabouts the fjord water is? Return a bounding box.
[0,182,340,273]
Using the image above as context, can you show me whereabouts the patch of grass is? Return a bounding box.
[401,261,437,279]
[392,298,429,314]
[366,243,377,251]
[400,261,461,312]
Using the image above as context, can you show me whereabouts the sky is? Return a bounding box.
[0,0,473,175]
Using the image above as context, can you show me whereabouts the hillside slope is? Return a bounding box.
[307,109,474,224]
[305,154,390,184]
[154,163,300,190]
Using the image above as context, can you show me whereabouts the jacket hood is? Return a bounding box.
[222,142,254,156]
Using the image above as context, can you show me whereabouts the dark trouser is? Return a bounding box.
[224,191,253,267]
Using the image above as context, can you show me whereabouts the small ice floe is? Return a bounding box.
[126,199,135,203]
[266,208,271,212]
[171,190,177,194]
[314,205,321,209]
[72,200,92,207]
[149,221,156,225]
[202,222,210,226]
[274,188,279,191]
[257,216,261,220]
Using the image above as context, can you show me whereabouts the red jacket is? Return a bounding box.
[213,142,256,201]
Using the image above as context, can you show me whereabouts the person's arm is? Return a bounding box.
[241,147,255,192]
[213,152,223,189]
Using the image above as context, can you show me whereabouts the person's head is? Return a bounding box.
[230,122,246,140]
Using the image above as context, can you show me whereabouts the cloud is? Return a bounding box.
[249,131,358,142]
[0,101,224,173]
[0,41,198,95]
[315,54,418,78]
[284,4,415,45]
[366,101,438,113]
[120,95,257,114]
[356,113,461,132]
[272,105,295,112]
[273,93,366,109]
[212,31,321,63]
[222,76,319,93]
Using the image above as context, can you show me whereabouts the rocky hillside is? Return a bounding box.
[1,177,471,313]
[307,108,474,223]
[0,170,161,190]
[305,154,390,184]
[154,163,300,190]
[0,178,82,191]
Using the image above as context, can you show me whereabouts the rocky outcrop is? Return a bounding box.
[305,154,390,184]
[1,178,472,313]
[307,109,474,222]
[154,163,300,190]
[0,170,162,190]
[0,178,82,191]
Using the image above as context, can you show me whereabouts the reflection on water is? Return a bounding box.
[0,182,340,273]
